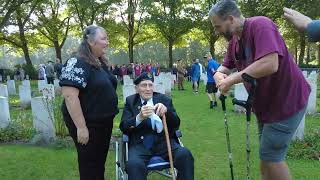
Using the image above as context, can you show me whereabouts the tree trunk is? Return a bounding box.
[18,15,32,66]
[168,40,173,68]
[54,40,62,61]
[128,30,134,63]
[306,43,310,65]
[209,25,215,57]
[298,32,306,65]
[128,0,135,63]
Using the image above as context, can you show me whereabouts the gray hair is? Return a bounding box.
[209,0,241,21]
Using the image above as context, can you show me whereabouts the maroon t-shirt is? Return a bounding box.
[134,65,141,76]
[222,16,310,123]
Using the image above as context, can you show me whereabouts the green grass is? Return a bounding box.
[0,80,319,179]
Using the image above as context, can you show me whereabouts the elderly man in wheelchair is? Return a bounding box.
[117,72,194,180]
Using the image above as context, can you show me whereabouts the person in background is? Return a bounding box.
[191,59,200,94]
[60,25,118,180]
[176,59,186,90]
[134,63,142,78]
[45,61,55,84]
[127,63,134,79]
[19,67,25,81]
[156,63,161,76]
[120,64,128,84]
[204,53,220,108]
[38,64,45,80]
[54,58,63,80]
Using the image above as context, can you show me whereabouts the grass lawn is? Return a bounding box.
[0,80,319,180]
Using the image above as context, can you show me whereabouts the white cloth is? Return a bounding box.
[136,98,163,133]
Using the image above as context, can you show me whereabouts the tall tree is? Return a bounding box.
[0,0,32,31]
[193,0,220,57]
[68,0,117,32]
[117,0,147,63]
[146,0,194,68]
[34,0,71,61]
[0,0,41,65]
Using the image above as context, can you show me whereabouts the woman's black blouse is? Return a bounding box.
[59,57,119,125]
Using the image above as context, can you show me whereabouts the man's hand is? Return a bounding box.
[214,71,228,85]
[139,105,154,120]
[77,127,89,145]
[284,7,312,32]
[217,77,233,95]
[154,103,167,117]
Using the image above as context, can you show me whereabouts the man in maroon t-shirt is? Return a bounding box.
[209,1,310,179]
[134,63,142,78]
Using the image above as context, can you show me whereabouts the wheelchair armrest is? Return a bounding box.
[122,134,129,142]
[175,130,182,138]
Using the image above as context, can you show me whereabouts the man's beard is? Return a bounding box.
[222,29,234,41]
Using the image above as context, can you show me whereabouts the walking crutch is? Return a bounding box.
[232,73,257,180]
[162,114,176,180]
[220,95,234,180]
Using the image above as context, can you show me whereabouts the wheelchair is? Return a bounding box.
[115,130,184,180]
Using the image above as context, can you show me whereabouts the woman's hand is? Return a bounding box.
[77,127,89,145]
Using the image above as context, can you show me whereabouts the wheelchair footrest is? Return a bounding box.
[147,156,170,171]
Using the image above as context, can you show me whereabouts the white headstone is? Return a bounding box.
[306,73,318,114]
[22,80,31,88]
[19,85,32,108]
[0,96,10,128]
[26,75,30,80]
[42,84,55,98]
[162,76,172,96]
[38,80,46,92]
[123,85,136,103]
[292,114,305,140]
[0,84,8,97]
[234,83,248,112]
[31,96,55,141]
[7,80,16,95]
[154,83,165,94]
[6,75,10,80]
[123,76,133,85]
[154,76,162,85]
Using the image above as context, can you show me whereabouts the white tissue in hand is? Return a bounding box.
[150,113,163,133]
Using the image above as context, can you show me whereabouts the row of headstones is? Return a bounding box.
[0,80,60,142]
[0,75,31,82]
[233,71,318,140]
[0,79,60,107]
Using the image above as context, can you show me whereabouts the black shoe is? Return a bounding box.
[210,101,213,109]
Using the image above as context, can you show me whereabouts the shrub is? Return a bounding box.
[288,128,320,161]
[0,122,36,143]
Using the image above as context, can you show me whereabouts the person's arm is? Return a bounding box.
[306,20,320,42]
[283,7,312,32]
[222,53,278,86]
[62,86,89,145]
[283,7,320,42]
